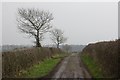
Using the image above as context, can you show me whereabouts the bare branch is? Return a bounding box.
[17,8,53,47]
[50,28,67,48]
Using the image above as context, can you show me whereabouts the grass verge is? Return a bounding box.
[81,53,103,78]
[21,57,62,78]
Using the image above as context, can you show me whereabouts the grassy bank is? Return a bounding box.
[21,54,65,78]
[81,54,103,78]
[2,47,63,78]
[82,39,119,78]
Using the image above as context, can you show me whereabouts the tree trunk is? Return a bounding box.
[57,43,59,49]
[36,30,41,47]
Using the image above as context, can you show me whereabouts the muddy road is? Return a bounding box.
[51,53,91,79]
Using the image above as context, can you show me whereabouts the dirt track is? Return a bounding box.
[51,53,91,79]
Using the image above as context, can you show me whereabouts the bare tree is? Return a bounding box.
[50,29,67,48]
[17,8,53,47]
[62,44,72,53]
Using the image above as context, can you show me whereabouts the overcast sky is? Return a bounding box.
[2,2,118,45]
